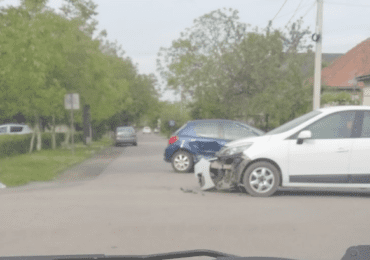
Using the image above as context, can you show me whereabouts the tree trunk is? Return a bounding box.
[36,115,42,151]
[52,114,56,150]
[29,112,38,153]
[63,129,70,148]
[29,130,36,153]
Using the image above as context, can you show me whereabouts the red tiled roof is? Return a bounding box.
[321,38,370,88]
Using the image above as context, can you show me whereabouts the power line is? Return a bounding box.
[325,1,370,8]
[302,1,316,18]
[274,1,314,20]
[285,0,304,28]
[271,0,289,22]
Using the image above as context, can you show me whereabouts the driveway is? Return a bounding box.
[1,133,370,260]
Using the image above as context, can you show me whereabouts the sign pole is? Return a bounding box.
[71,94,74,155]
[65,93,80,155]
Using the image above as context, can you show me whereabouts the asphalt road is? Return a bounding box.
[1,133,370,260]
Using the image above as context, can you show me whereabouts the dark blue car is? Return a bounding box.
[164,119,265,173]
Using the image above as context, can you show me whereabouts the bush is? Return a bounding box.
[0,131,85,158]
[74,131,84,143]
[0,134,33,159]
[42,133,65,150]
[92,125,105,141]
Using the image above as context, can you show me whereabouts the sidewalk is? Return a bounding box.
[55,146,123,183]
[0,146,123,193]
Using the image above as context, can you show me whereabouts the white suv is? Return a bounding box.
[0,124,33,135]
[195,106,370,197]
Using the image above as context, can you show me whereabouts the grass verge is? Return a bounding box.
[0,137,113,187]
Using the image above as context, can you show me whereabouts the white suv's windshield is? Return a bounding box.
[265,110,322,135]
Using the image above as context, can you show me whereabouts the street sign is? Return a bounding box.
[64,93,80,110]
[169,120,175,127]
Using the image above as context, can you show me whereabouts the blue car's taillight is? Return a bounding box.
[168,136,178,145]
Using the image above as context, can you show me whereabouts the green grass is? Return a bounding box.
[0,137,113,187]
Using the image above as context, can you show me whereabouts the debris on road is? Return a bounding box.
[180,187,198,194]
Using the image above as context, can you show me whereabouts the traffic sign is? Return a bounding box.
[64,93,80,110]
[169,120,175,127]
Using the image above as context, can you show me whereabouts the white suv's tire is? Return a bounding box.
[243,161,280,197]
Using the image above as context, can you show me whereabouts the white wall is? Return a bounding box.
[363,85,370,106]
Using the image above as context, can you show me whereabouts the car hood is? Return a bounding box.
[225,134,272,147]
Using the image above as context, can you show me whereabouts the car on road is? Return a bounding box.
[164,119,265,173]
[114,126,137,146]
[154,127,159,133]
[142,126,151,134]
[194,106,370,197]
[0,123,33,135]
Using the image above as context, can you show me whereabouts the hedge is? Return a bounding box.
[0,134,33,159]
[0,131,85,159]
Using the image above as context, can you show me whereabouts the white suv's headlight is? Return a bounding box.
[218,143,253,157]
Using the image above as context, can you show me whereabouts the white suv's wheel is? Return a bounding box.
[171,151,193,173]
[243,161,280,197]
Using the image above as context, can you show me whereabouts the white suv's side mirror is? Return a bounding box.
[297,130,312,144]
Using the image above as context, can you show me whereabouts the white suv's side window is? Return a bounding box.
[305,111,356,139]
[0,126,7,134]
[10,126,23,133]
[361,112,370,138]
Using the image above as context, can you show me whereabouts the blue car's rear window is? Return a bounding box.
[175,123,196,136]
[174,120,264,140]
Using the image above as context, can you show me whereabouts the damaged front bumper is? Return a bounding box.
[194,154,251,191]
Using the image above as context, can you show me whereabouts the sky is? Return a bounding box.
[2,0,370,102]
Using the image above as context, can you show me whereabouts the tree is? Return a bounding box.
[0,5,64,151]
[60,0,98,37]
[247,20,314,130]
[159,102,191,138]
[158,9,315,130]
[0,0,161,151]
[157,8,248,98]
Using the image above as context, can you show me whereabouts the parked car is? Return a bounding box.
[142,126,151,134]
[114,126,137,146]
[0,124,33,135]
[154,127,159,133]
[194,106,370,197]
[164,119,265,173]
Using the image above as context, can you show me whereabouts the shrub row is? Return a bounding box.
[0,131,84,159]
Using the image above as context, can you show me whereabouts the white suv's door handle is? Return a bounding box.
[337,148,349,153]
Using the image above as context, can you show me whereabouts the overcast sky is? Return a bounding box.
[2,0,370,101]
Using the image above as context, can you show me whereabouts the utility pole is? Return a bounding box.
[313,0,324,110]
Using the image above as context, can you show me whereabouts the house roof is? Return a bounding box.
[321,38,370,88]
[300,52,343,78]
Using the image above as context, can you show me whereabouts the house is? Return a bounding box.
[356,74,370,106]
[321,37,370,105]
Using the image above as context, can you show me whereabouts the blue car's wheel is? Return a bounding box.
[171,150,193,173]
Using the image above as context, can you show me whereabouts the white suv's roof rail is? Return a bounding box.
[318,105,370,112]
